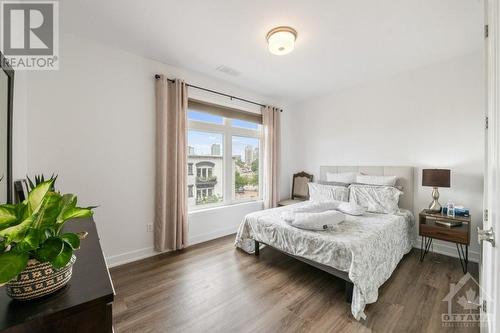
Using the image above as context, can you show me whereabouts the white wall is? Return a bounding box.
[22,33,278,266]
[282,52,485,262]
[11,72,28,189]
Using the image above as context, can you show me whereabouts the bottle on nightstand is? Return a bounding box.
[446,200,455,218]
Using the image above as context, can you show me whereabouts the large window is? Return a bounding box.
[187,101,262,210]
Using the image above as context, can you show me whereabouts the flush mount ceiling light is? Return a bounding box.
[266,26,297,55]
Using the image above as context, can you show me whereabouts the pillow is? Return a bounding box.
[356,175,397,186]
[291,201,340,213]
[325,172,357,184]
[308,183,349,202]
[337,201,367,216]
[349,184,402,214]
[318,180,349,187]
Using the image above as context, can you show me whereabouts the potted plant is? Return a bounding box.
[0,178,94,300]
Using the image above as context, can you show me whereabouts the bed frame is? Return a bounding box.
[254,165,415,304]
[254,239,354,302]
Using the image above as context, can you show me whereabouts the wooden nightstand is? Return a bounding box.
[419,209,471,273]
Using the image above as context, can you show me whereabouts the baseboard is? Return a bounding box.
[105,247,158,268]
[188,226,237,246]
[413,238,480,263]
[105,227,238,268]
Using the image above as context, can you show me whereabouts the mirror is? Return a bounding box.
[0,52,13,203]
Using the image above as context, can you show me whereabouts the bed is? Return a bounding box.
[234,166,415,320]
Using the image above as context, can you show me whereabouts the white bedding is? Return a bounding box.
[234,201,414,320]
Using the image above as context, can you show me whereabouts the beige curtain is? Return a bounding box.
[154,76,188,251]
[262,106,281,209]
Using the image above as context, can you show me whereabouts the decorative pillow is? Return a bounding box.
[349,184,402,214]
[356,175,397,186]
[325,172,358,184]
[308,183,349,202]
[337,201,367,216]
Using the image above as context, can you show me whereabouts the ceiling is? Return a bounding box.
[62,0,484,102]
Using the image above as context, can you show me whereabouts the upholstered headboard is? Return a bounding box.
[319,166,414,212]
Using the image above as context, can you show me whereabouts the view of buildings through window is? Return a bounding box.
[232,136,259,201]
[187,108,261,210]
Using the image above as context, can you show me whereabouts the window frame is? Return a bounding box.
[187,112,262,211]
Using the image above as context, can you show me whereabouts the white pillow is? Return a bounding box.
[356,175,397,186]
[326,172,357,184]
[337,202,366,216]
[349,184,402,214]
[308,183,349,202]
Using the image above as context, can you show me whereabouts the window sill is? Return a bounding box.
[188,200,263,216]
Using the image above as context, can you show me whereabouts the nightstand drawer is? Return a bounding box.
[419,223,468,244]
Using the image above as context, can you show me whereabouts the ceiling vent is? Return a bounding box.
[216,65,241,77]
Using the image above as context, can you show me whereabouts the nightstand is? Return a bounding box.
[419,209,471,273]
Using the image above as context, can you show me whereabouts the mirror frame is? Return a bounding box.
[1,51,14,203]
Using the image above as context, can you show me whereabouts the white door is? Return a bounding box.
[481,0,499,331]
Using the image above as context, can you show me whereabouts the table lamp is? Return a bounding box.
[422,169,450,213]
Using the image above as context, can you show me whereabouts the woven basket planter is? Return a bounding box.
[5,255,76,300]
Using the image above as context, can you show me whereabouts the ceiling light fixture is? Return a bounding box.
[266,26,297,55]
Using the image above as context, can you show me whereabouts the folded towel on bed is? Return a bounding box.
[282,210,346,231]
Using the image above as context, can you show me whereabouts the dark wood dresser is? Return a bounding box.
[0,218,114,333]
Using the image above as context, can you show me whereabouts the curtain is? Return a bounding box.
[154,76,188,251]
[262,106,281,209]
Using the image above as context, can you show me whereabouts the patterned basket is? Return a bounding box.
[5,255,76,300]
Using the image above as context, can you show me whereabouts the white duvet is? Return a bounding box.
[234,201,414,320]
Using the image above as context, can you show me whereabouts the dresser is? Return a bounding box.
[0,218,114,333]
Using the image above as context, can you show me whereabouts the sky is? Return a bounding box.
[188,111,260,158]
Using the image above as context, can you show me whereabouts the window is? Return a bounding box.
[232,136,259,201]
[187,101,262,210]
[187,131,223,207]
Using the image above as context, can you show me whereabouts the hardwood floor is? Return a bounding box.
[110,235,479,333]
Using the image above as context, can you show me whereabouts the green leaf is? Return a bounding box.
[26,175,35,191]
[56,194,77,222]
[51,243,73,269]
[0,206,19,231]
[33,192,63,230]
[60,207,93,222]
[61,233,80,250]
[0,252,29,284]
[56,194,93,232]
[0,215,35,244]
[36,237,63,262]
[28,180,55,214]
[16,228,42,252]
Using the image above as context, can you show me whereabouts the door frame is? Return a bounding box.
[482,0,500,331]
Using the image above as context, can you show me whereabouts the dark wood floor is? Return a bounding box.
[110,235,479,333]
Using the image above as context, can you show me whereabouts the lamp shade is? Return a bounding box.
[422,169,450,188]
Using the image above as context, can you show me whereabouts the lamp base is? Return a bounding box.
[428,187,442,213]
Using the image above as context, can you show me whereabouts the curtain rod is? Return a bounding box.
[154,74,282,112]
